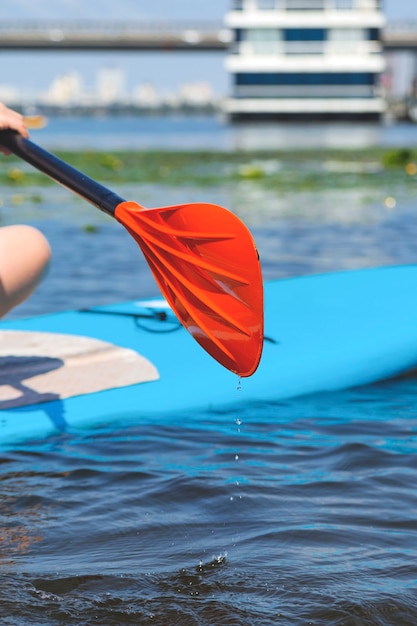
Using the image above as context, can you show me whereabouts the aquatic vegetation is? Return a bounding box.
[82,224,99,233]
[405,162,417,176]
[98,153,124,171]
[11,193,25,205]
[382,148,415,168]
[6,167,25,183]
[238,164,266,179]
[1,147,417,195]
[384,196,397,209]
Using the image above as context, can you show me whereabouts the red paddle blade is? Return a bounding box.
[115,201,264,377]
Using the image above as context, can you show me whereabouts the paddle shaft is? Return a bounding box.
[0,130,123,217]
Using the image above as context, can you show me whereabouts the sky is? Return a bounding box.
[0,0,415,101]
[0,0,412,20]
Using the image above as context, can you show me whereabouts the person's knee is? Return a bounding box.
[18,225,51,277]
[0,224,51,317]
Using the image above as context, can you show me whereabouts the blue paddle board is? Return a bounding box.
[1,265,417,446]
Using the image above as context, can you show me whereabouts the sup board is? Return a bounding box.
[1,264,417,446]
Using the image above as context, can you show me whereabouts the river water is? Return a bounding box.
[24,113,417,152]
[1,115,417,625]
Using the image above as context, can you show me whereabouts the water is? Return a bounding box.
[2,384,417,624]
[25,113,417,151]
[2,116,417,625]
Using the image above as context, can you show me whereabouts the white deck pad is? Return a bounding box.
[0,330,159,409]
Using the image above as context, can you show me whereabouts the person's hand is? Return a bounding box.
[0,102,29,155]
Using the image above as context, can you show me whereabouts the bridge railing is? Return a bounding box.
[0,20,226,34]
[0,18,414,33]
[384,20,417,32]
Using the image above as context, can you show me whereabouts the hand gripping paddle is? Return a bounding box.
[0,130,264,377]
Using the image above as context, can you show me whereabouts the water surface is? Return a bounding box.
[2,116,417,625]
[32,114,417,151]
[2,380,417,625]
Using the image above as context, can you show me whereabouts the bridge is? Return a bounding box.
[383,22,417,52]
[0,20,416,52]
[0,21,232,52]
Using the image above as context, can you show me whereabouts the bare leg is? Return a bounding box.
[0,225,51,317]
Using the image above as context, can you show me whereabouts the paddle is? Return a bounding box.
[0,130,264,377]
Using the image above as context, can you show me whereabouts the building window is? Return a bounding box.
[233,72,377,99]
[328,28,365,42]
[257,0,277,8]
[243,28,283,54]
[334,0,354,8]
[285,0,325,9]
[235,72,375,86]
[246,28,282,41]
[284,28,325,53]
[285,28,326,41]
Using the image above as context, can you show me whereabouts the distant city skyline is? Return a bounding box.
[0,1,415,104]
[3,63,218,111]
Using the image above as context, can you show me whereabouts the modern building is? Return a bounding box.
[224,0,386,121]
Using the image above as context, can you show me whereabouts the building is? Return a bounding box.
[224,0,386,121]
[43,72,83,106]
[97,67,126,104]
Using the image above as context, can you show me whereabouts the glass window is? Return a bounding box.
[328,28,365,41]
[244,28,283,54]
[285,28,326,41]
[257,0,276,8]
[235,72,375,86]
[334,0,354,8]
[368,28,380,41]
[285,0,325,9]
[246,28,282,41]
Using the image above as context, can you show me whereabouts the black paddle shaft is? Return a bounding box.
[0,130,124,217]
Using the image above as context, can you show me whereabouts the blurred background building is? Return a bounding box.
[224,0,386,121]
